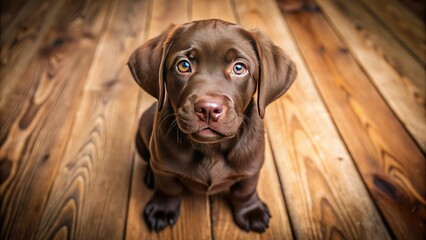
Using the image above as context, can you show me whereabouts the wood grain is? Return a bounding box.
[0,0,27,32]
[1,0,423,238]
[192,0,236,23]
[356,0,425,63]
[319,0,426,91]
[33,0,151,239]
[397,0,426,19]
[234,0,391,238]
[192,1,293,238]
[125,0,212,239]
[276,0,311,11]
[316,0,426,152]
[0,0,66,105]
[284,8,426,239]
[0,0,113,239]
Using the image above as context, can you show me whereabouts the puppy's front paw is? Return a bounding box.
[144,192,181,232]
[232,199,271,233]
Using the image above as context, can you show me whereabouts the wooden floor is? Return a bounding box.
[1,0,425,239]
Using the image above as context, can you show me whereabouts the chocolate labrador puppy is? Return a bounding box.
[128,19,296,233]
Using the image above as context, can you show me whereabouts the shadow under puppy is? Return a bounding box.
[128,19,296,233]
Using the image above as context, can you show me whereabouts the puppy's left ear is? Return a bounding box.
[250,30,297,118]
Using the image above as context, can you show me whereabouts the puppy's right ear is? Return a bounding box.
[128,25,177,111]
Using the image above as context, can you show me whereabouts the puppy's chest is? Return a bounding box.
[180,153,242,194]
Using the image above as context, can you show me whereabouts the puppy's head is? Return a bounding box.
[128,19,296,144]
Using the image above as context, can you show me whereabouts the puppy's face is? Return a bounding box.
[128,20,296,144]
[164,23,258,143]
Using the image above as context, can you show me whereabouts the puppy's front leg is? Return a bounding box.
[230,173,271,233]
[144,172,183,232]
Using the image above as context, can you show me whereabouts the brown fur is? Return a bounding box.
[128,19,296,232]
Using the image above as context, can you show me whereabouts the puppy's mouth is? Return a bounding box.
[190,126,229,144]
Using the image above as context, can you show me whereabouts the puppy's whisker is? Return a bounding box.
[165,119,178,138]
[176,126,182,143]
[158,113,177,135]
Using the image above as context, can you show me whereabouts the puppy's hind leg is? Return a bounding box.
[135,103,157,189]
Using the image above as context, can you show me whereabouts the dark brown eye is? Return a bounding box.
[232,63,247,75]
[177,60,191,73]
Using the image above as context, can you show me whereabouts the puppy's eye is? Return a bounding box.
[176,60,191,73]
[232,63,247,75]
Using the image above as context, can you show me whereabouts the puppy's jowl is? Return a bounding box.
[128,19,296,233]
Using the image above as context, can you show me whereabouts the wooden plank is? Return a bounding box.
[33,0,151,239]
[192,0,236,23]
[0,0,114,239]
[192,0,293,238]
[276,0,316,11]
[125,0,212,239]
[149,0,190,37]
[235,0,391,238]
[356,0,425,63]
[316,0,426,152]
[317,0,425,89]
[398,0,426,19]
[0,0,66,105]
[284,8,426,239]
[0,0,27,30]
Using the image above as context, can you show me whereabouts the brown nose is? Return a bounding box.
[194,98,224,122]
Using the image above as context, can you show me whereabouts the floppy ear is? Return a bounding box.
[251,30,297,118]
[127,25,178,111]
